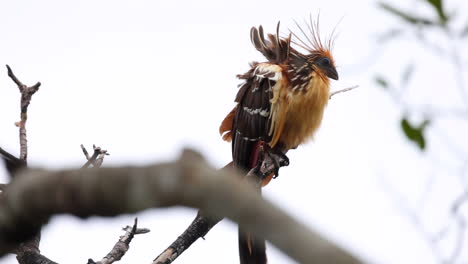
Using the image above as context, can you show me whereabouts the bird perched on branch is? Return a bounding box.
[219,20,339,264]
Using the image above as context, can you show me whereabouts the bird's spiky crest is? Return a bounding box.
[290,14,337,63]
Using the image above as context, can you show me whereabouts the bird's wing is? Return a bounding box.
[232,62,288,170]
[250,23,291,64]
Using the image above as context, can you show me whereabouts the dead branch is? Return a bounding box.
[0,147,26,177]
[81,144,91,160]
[329,85,359,99]
[152,210,222,264]
[94,148,109,168]
[0,149,362,264]
[88,218,150,264]
[4,65,53,264]
[14,235,57,264]
[81,145,109,169]
[6,65,40,161]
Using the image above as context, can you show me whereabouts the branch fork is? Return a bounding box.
[81,144,110,168]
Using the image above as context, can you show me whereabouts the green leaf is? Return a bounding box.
[375,76,389,89]
[423,0,448,24]
[379,2,436,26]
[400,118,430,151]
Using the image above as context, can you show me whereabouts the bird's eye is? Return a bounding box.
[320,57,331,66]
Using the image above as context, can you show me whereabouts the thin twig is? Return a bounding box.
[329,85,359,99]
[81,144,91,160]
[0,147,20,164]
[447,217,466,264]
[88,218,150,264]
[0,147,25,176]
[448,32,468,108]
[94,145,109,168]
[452,190,468,214]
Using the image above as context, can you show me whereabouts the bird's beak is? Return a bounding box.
[326,67,339,80]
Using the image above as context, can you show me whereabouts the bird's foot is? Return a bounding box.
[269,150,289,178]
[257,146,289,179]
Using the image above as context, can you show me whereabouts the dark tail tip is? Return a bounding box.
[239,228,267,264]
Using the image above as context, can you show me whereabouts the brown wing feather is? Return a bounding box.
[224,23,291,171]
[232,66,276,170]
[219,106,236,142]
[251,22,291,64]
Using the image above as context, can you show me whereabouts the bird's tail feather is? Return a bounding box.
[239,229,267,264]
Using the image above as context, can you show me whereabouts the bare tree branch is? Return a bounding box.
[88,218,150,264]
[4,65,52,264]
[152,211,221,264]
[94,147,109,168]
[81,145,109,169]
[0,149,362,264]
[14,234,57,264]
[6,65,40,162]
[81,144,91,160]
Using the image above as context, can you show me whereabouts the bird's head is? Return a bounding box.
[308,51,338,81]
[289,17,339,82]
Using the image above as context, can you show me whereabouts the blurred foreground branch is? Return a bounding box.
[0,149,362,264]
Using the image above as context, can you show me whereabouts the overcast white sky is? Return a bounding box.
[1,0,468,263]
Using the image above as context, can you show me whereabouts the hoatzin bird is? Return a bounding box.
[219,21,338,264]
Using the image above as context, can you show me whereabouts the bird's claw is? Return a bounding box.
[261,149,289,179]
